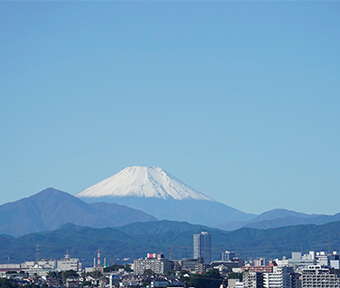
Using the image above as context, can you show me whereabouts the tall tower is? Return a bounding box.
[193,231,211,263]
[97,250,101,267]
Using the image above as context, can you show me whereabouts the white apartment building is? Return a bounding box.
[57,258,82,272]
[300,265,340,288]
[263,266,293,288]
[134,255,173,275]
[243,271,262,288]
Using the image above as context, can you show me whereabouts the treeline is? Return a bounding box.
[0,278,39,288]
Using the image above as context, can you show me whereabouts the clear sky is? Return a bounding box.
[1,1,339,215]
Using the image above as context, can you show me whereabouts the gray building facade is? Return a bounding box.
[193,231,211,264]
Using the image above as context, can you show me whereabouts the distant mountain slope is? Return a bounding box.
[115,220,213,235]
[247,209,319,223]
[245,212,340,229]
[1,221,340,266]
[76,166,255,226]
[0,188,157,236]
[216,209,340,231]
[90,202,157,224]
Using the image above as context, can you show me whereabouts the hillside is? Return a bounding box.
[0,188,157,236]
[1,220,339,266]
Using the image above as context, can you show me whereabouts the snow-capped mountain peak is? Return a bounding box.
[76,166,213,201]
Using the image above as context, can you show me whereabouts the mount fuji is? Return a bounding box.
[76,166,255,226]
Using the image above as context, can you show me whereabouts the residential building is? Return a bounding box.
[300,265,340,288]
[288,252,316,267]
[57,257,82,272]
[134,254,173,275]
[222,251,236,262]
[243,271,263,288]
[242,266,273,273]
[193,231,211,263]
[228,279,244,288]
[178,258,206,273]
[254,259,265,267]
[263,266,293,288]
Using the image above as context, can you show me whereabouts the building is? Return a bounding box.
[222,251,236,262]
[315,251,328,266]
[179,258,206,273]
[329,251,340,269]
[242,266,273,273]
[193,232,211,263]
[243,271,263,288]
[0,253,82,276]
[263,267,293,288]
[228,279,244,288]
[134,254,173,275]
[254,259,266,267]
[211,258,245,272]
[57,257,82,272]
[300,265,340,288]
[288,252,316,267]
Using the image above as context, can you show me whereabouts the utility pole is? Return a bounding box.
[170,244,173,261]
[35,243,40,263]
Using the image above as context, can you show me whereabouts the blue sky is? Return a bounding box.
[1,1,339,215]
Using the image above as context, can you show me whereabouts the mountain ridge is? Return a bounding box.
[0,188,158,236]
[76,166,255,226]
[216,208,340,231]
[1,220,340,266]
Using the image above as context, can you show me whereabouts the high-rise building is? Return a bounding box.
[193,231,211,264]
[222,250,236,262]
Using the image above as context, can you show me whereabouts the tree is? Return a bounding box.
[124,264,132,272]
[227,272,242,281]
[143,269,155,276]
[62,270,79,283]
[47,271,61,278]
[166,270,175,276]
[0,278,19,288]
[189,269,222,288]
[103,265,124,272]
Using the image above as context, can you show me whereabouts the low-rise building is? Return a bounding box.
[243,271,263,288]
[242,266,273,273]
[178,258,206,273]
[134,254,173,275]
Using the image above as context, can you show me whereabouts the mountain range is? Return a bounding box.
[1,220,340,266]
[1,166,340,237]
[76,166,255,226]
[1,165,340,266]
[0,188,157,236]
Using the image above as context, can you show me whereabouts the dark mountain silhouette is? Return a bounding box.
[216,209,340,231]
[0,188,157,236]
[1,220,340,266]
